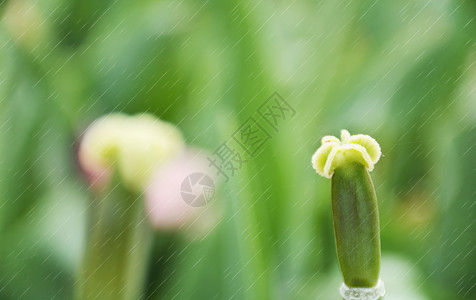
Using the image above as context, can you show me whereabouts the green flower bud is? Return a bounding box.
[311,130,384,292]
[79,113,185,192]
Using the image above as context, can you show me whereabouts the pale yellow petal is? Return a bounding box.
[311,129,381,178]
[324,144,374,177]
[312,142,338,177]
[340,129,351,143]
[348,134,381,163]
[79,113,128,170]
[322,135,340,144]
[323,147,338,178]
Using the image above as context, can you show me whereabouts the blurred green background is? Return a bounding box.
[0,0,475,299]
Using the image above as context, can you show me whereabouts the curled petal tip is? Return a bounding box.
[312,142,336,177]
[340,129,351,143]
[348,134,381,164]
[322,136,340,145]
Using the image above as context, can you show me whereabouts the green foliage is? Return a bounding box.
[0,0,475,299]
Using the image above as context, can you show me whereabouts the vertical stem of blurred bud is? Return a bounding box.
[76,181,151,300]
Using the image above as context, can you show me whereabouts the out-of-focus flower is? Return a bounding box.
[145,149,218,232]
[3,0,51,51]
[78,113,184,192]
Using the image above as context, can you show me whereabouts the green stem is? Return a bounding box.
[76,183,151,300]
[331,162,381,288]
